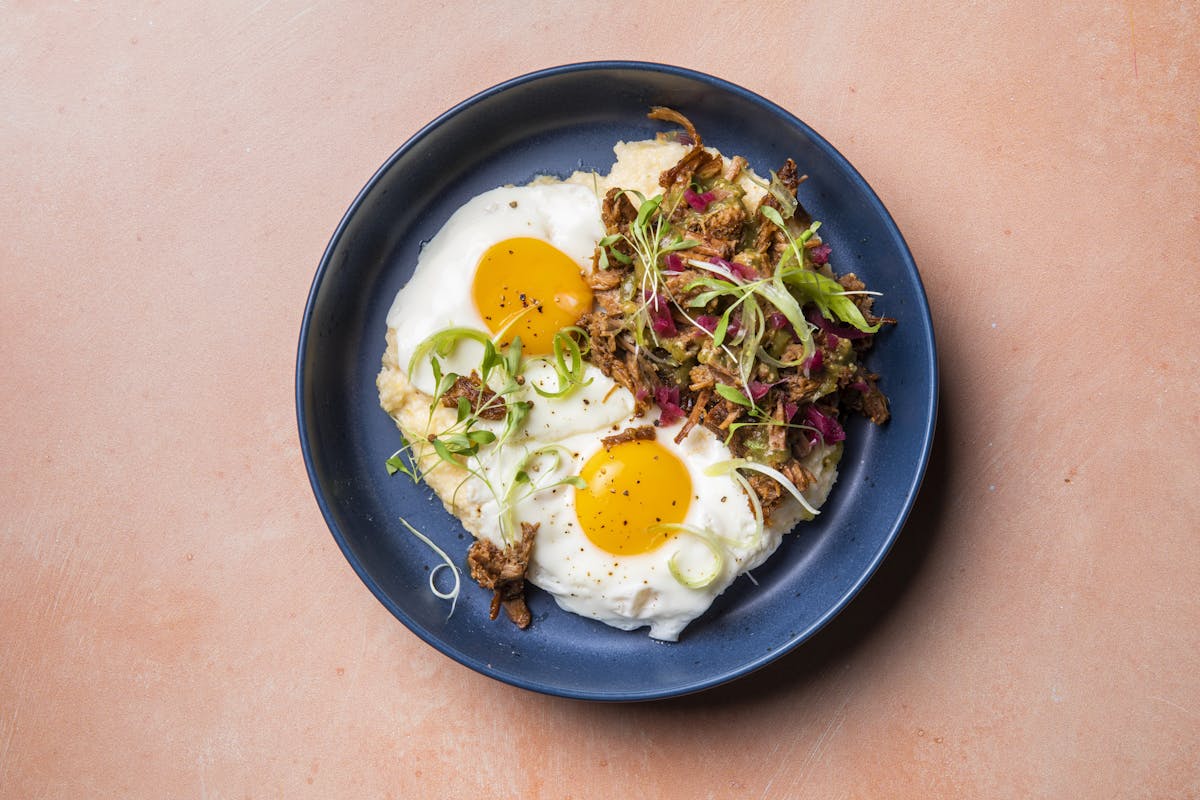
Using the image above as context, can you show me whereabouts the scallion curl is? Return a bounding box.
[398,516,460,617]
[530,327,593,398]
[705,458,821,517]
[649,523,725,589]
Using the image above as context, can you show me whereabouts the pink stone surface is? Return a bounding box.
[2,2,1198,797]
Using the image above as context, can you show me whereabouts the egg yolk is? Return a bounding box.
[574,439,693,555]
[471,237,594,355]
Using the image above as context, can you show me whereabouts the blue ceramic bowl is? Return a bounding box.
[297,62,937,701]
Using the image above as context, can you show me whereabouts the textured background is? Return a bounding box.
[3,2,1198,797]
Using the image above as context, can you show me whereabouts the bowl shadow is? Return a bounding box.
[656,387,953,709]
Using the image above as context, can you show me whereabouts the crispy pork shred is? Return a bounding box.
[583,108,895,520]
[439,372,506,420]
[601,425,657,450]
[467,522,538,629]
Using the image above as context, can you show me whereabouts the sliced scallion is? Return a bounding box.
[705,458,821,517]
[650,523,725,589]
[397,516,460,618]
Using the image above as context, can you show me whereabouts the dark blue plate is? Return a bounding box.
[297,62,937,701]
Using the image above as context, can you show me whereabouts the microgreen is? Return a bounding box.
[406,327,491,379]
[766,170,799,219]
[758,206,880,334]
[600,191,699,348]
[499,445,588,545]
[391,324,593,546]
[684,264,808,389]
[714,383,753,408]
[384,439,419,480]
[596,234,624,270]
[529,327,593,399]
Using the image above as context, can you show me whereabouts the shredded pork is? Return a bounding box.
[601,425,657,450]
[584,109,893,519]
[467,522,538,629]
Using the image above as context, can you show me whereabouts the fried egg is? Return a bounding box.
[451,409,839,640]
[385,183,634,440]
[377,176,840,641]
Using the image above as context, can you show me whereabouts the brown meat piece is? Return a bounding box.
[660,147,723,191]
[578,309,618,341]
[837,273,866,293]
[744,462,813,523]
[681,232,737,260]
[601,187,638,232]
[440,373,505,420]
[837,272,878,317]
[649,107,702,147]
[621,349,657,415]
[861,384,890,425]
[579,311,621,376]
[781,461,814,492]
[688,364,717,391]
[647,107,719,192]
[736,462,814,522]
[587,268,624,291]
[716,403,743,430]
[593,287,624,316]
[844,371,891,425]
[601,425,656,450]
[577,311,655,415]
[768,398,789,453]
[702,203,747,245]
[724,155,747,182]
[658,141,702,188]
[663,269,705,303]
[702,401,732,438]
[747,473,784,519]
[780,341,807,365]
[862,311,897,331]
[467,522,538,629]
[783,373,821,404]
[774,158,802,195]
[752,159,810,262]
[649,107,723,192]
[688,363,740,392]
[752,213,788,261]
[674,388,711,444]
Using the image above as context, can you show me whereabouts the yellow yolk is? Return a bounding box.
[574,439,693,555]
[471,237,594,355]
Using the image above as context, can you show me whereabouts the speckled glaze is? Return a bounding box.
[3,2,1198,796]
